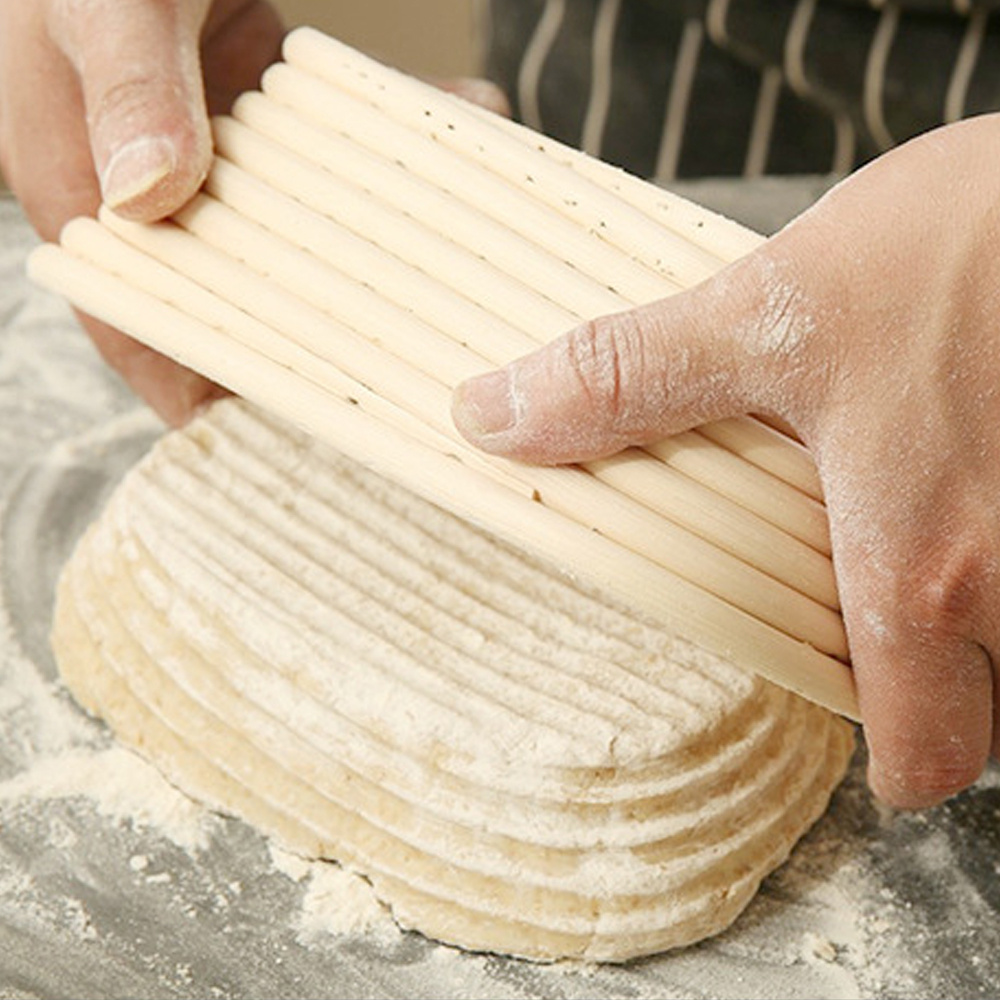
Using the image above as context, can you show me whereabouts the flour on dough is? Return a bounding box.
[51,398,854,962]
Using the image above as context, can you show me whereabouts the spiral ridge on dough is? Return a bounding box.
[52,399,854,962]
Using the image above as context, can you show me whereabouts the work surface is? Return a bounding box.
[1,191,999,999]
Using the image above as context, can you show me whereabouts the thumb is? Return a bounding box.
[48,0,213,220]
[452,247,821,465]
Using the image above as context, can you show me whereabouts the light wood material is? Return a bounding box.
[28,28,858,719]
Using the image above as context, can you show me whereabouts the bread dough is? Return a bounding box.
[52,398,854,962]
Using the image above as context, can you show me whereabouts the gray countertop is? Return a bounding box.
[1,190,999,1000]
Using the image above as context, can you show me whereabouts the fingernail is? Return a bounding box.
[453,369,517,438]
[101,136,177,209]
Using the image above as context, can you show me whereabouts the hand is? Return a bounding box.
[453,115,1000,809]
[0,0,284,425]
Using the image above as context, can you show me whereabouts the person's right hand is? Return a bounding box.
[0,0,285,425]
[453,114,1000,810]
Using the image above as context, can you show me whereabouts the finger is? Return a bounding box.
[47,0,214,220]
[0,4,221,422]
[81,310,227,426]
[201,0,284,115]
[831,494,996,808]
[452,246,822,464]
[434,77,511,116]
[0,5,99,240]
[103,1,284,423]
[853,614,993,810]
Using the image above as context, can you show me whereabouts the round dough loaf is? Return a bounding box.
[52,398,855,962]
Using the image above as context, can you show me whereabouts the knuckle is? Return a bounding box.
[921,758,983,798]
[876,753,983,807]
[90,72,167,129]
[565,313,650,429]
[907,541,992,638]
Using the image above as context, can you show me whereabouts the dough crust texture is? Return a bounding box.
[52,399,855,962]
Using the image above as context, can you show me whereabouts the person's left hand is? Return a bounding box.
[0,0,511,426]
[0,0,285,425]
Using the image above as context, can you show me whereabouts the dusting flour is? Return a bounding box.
[0,732,405,948]
[0,746,218,854]
[0,406,993,999]
[3,197,999,997]
[269,846,399,945]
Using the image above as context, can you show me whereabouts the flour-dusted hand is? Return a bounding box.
[0,0,284,424]
[453,116,1000,810]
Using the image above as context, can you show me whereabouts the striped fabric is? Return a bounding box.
[484,0,1000,179]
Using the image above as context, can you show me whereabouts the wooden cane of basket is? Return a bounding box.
[28,27,858,720]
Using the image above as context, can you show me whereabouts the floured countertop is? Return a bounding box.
[2,191,1000,999]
